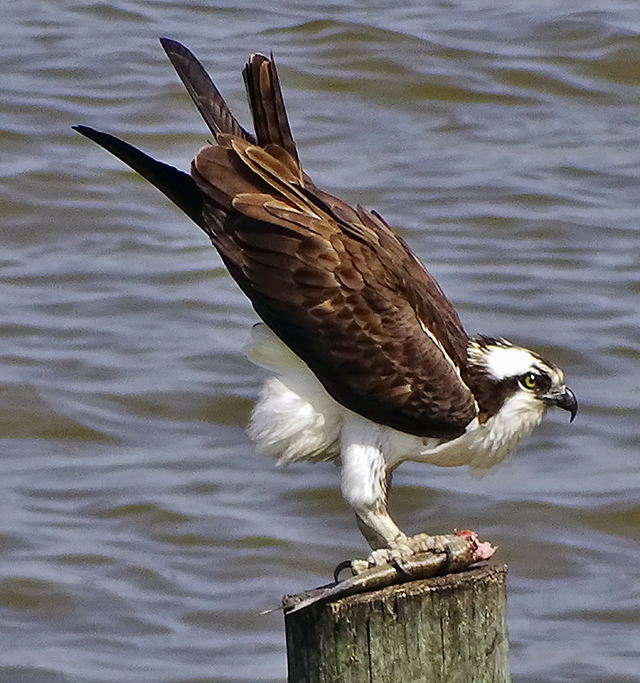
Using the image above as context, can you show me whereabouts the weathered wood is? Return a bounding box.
[283,563,510,683]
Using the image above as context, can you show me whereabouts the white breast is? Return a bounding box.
[418,389,548,471]
[245,323,547,473]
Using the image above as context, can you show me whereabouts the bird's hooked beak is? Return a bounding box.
[546,386,578,422]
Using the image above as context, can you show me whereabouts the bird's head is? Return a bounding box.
[467,336,577,423]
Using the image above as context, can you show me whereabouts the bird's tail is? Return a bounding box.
[160,39,300,168]
[159,38,252,142]
[242,53,300,169]
[73,40,302,226]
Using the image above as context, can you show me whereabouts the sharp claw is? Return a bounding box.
[333,559,355,583]
[389,553,410,575]
[444,542,455,567]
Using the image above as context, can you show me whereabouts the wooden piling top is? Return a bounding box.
[284,563,510,683]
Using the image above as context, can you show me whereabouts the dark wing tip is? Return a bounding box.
[159,37,253,142]
[159,37,191,61]
[73,125,204,228]
[72,124,112,145]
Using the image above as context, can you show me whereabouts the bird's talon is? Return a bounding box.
[444,542,455,567]
[390,554,410,575]
[333,560,355,583]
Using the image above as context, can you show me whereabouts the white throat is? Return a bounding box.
[420,389,548,471]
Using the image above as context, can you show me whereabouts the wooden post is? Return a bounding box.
[283,563,510,683]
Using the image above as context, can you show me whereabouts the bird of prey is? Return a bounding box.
[75,39,577,563]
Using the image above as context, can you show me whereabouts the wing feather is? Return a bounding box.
[193,136,476,436]
[75,41,478,438]
[160,38,253,141]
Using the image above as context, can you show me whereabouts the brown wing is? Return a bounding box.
[191,132,476,438]
[74,41,478,439]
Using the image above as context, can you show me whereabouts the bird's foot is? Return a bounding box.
[297,531,495,614]
[350,529,496,576]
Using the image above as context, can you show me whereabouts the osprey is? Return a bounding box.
[75,39,577,561]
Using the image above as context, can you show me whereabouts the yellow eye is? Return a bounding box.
[522,373,537,389]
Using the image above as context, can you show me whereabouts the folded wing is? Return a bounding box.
[75,40,478,439]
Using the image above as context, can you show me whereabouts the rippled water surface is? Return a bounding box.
[1,1,639,681]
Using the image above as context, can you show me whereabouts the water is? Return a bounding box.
[1,1,639,681]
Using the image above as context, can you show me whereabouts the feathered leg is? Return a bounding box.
[340,416,407,550]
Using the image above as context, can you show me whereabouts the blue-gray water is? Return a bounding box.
[1,1,639,681]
